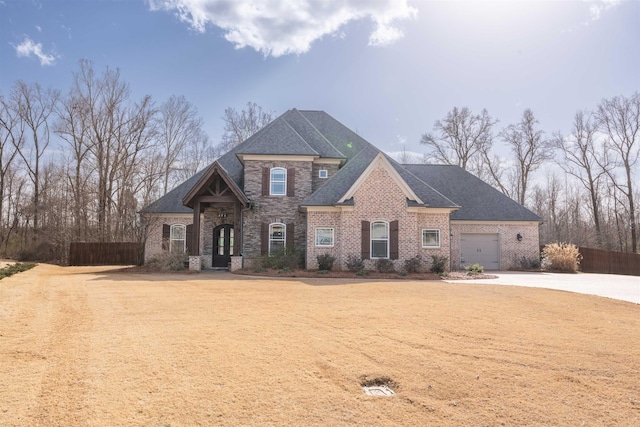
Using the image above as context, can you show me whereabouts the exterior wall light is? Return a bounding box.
[517,233,523,241]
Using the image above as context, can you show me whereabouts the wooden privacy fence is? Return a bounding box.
[578,247,640,276]
[69,242,144,266]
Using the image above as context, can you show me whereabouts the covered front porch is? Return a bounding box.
[182,162,249,271]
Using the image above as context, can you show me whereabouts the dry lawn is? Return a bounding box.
[1,264,638,426]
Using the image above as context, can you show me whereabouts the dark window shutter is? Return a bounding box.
[261,223,269,255]
[287,168,295,197]
[262,167,269,196]
[162,224,170,251]
[390,220,399,260]
[286,222,295,250]
[186,224,193,254]
[361,220,370,260]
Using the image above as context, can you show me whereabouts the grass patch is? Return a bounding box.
[0,262,37,280]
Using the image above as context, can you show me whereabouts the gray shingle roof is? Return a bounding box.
[403,164,542,221]
[142,109,541,223]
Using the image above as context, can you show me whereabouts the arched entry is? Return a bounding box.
[213,224,234,267]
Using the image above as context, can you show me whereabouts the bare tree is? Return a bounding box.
[595,92,639,253]
[218,102,274,153]
[175,136,217,182]
[9,81,59,232]
[156,95,208,194]
[420,107,497,175]
[499,109,553,206]
[553,110,608,245]
[0,95,23,245]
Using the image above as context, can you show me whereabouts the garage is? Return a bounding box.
[460,233,500,270]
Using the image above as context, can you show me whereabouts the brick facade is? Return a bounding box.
[306,162,453,271]
[450,222,540,270]
[143,214,193,263]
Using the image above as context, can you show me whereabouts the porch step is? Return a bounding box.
[206,267,229,271]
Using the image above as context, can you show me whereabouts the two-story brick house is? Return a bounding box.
[142,109,541,271]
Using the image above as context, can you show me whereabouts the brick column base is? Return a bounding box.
[189,256,202,271]
[230,256,243,271]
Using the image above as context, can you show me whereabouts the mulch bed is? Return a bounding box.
[233,269,498,280]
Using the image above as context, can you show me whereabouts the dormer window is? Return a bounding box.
[270,167,287,195]
[319,169,328,179]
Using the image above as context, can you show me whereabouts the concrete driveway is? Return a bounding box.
[446,271,640,304]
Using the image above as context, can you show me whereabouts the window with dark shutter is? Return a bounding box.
[287,168,295,197]
[262,167,269,196]
[286,222,295,250]
[361,220,370,260]
[261,223,269,255]
[162,224,170,251]
[390,220,399,260]
[186,224,193,254]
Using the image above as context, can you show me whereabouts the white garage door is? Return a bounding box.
[460,233,500,270]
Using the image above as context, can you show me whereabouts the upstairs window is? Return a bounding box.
[170,224,186,254]
[270,167,287,195]
[319,169,328,179]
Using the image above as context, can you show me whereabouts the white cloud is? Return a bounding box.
[13,37,58,66]
[148,0,417,56]
[585,0,620,24]
[35,25,42,32]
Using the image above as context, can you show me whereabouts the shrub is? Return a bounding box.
[430,255,448,274]
[356,269,370,276]
[375,258,395,273]
[258,248,304,271]
[316,253,336,271]
[0,262,36,280]
[465,263,484,275]
[403,255,422,274]
[147,251,188,271]
[345,255,365,272]
[541,242,582,272]
[516,256,541,270]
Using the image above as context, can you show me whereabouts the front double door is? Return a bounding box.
[213,224,234,268]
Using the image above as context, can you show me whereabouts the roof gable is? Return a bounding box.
[182,161,249,208]
[339,153,423,204]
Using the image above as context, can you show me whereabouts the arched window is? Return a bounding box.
[371,221,389,259]
[269,223,286,255]
[270,167,287,195]
[170,224,186,254]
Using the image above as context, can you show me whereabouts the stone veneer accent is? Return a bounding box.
[311,162,340,192]
[230,256,243,271]
[306,163,452,271]
[242,159,313,260]
[189,256,201,271]
[450,222,540,270]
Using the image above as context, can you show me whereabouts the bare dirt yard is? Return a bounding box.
[1,265,638,426]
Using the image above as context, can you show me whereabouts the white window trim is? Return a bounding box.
[315,227,334,247]
[319,169,328,179]
[422,229,441,248]
[268,222,286,256]
[370,221,389,259]
[270,167,287,196]
[170,224,186,254]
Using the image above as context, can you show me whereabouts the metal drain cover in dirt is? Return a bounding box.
[363,385,395,396]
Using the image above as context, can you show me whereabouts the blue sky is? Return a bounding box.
[1,0,638,156]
